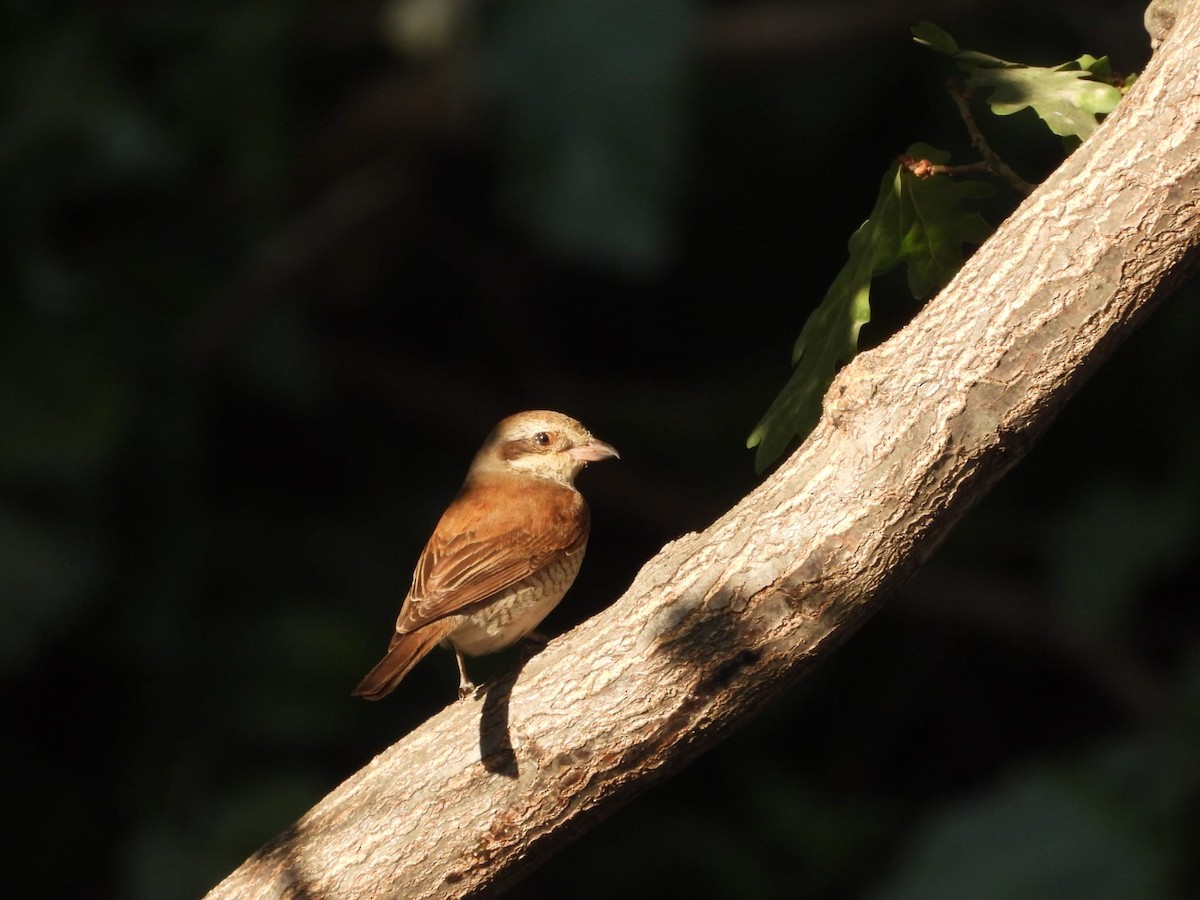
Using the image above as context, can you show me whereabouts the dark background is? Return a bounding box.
[4,1,1197,898]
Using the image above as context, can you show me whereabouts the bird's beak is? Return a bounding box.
[569,437,620,463]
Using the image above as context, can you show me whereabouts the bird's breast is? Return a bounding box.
[447,551,585,656]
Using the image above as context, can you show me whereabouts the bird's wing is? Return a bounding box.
[393,478,588,633]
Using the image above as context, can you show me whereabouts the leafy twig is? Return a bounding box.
[750,22,1129,469]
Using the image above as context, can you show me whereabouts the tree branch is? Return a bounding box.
[205,5,1200,898]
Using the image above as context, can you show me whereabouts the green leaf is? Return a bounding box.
[910,21,958,55]
[898,148,993,297]
[969,66,1121,139]
[912,22,1010,69]
[914,23,1124,140]
[1075,53,1111,81]
[748,145,991,470]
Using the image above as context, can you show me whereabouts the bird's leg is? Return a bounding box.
[455,650,477,700]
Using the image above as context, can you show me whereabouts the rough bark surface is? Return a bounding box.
[206,6,1200,898]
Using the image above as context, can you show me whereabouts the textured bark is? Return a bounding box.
[206,7,1200,899]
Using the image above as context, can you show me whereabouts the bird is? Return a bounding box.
[352,410,619,701]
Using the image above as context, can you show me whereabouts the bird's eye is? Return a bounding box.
[533,432,552,446]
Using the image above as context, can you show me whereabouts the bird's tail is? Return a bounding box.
[351,621,455,700]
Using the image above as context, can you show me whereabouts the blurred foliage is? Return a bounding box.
[2,1,1196,899]
[490,0,691,270]
[875,765,1162,900]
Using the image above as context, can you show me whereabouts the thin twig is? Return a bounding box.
[948,80,1037,195]
[898,155,993,178]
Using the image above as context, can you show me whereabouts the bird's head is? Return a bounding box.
[470,410,619,487]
